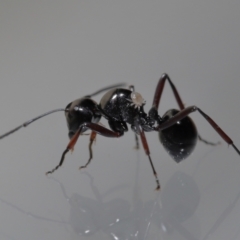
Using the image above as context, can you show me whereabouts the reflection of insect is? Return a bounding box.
[0,74,239,190]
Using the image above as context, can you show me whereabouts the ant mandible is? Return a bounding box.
[0,74,239,190]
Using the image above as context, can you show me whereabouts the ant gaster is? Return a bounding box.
[1,74,239,190]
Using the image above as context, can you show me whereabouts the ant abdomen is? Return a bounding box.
[159,109,198,163]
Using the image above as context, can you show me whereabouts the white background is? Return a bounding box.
[1,1,240,240]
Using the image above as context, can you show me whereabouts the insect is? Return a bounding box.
[0,74,239,190]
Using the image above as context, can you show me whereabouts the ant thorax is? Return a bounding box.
[128,91,146,109]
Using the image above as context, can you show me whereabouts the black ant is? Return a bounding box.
[0,74,239,190]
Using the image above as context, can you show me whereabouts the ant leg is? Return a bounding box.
[198,134,220,146]
[46,123,122,175]
[78,123,123,170]
[83,122,123,138]
[134,134,140,149]
[79,131,97,169]
[151,73,185,111]
[135,121,160,190]
[149,73,185,124]
[150,74,218,144]
[156,106,240,155]
[140,130,160,190]
[46,126,83,175]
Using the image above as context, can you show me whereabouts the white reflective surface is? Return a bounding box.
[1,1,240,240]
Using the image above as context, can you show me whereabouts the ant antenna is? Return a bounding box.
[0,108,67,139]
[0,82,128,140]
[84,82,127,98]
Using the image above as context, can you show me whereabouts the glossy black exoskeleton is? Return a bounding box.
[99,88,154,134]
[159,109,198,163]
[65,98,101,139]
[0,74,239,190]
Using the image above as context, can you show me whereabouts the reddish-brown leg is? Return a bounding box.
[151,74,219,145]
[84,122,123,138]
[46,123,122,175]
[152,73,185,110]
[46,126,83,175]
[130,85,159,188]
[136,123,160,190]
[79,131,97,169]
